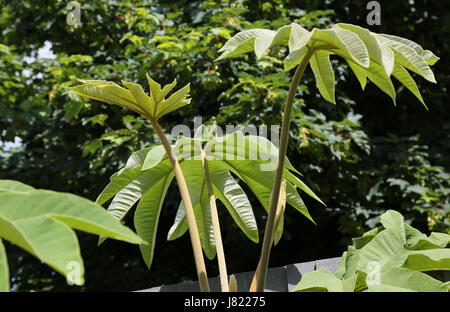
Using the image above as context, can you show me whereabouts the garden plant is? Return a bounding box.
[293,210,450,292]
[0,179,145,291]
[69,77,323,292]
[0,1,448,293]
[215,22,440,291]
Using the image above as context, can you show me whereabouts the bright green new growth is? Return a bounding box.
[216,22,439,292]
[216,22,439,108]
[293,210,450,292]
[0,180,145,291]
[96,127,323,269]
[69,74,190,120]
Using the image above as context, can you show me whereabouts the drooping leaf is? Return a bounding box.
[99,131,323,265]
[379,34,440,65]
[345,59,396,104]
[0,239,9,292]
[0,188,145,287]
[179,160,216,260]
[293,210,450,292]
[209,163,258,243]
[309,50,335,104]
[347,60,367,90]
[386,41,436,83]
[216,23,438,106]
[392,63,426,109]
[134,170,175,268]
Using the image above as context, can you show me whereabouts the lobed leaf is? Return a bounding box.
[309,50,335,104]
[0,190,145,286]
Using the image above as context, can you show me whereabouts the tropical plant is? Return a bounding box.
[94,124,323,291]
[293,209,450,292]
[0,179,145,292]
[69,75,212,291]
[215,22,439,291]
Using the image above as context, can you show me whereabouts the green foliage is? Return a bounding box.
[70,76,191,120]
[0,180,145,291]
[0,0,448,291]
[216,22,438,108]
[293,210,450,292]
[97,128,323,268]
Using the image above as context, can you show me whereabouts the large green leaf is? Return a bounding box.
[98,158,174,266]
[0,187,145,288]
[99,131,323,266]
[385,41,436,83]
[346,58,396,104]
[216,23,438,106]
[293,210,450,292]
[378,34,440,65]
[208,164,258,243]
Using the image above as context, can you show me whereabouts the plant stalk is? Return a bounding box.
[149,118,210,292]
[201,151,229,292]
[250,180,286,292]
[255,48,314,292]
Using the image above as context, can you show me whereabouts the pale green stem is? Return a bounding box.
[149,118,210,292]
[201,151,229,292]
[255,48,315,292]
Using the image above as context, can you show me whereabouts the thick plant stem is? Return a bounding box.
[201,151,229,292]
[249,180,286,292]
[255,48,314,292]
[149,118,210,292]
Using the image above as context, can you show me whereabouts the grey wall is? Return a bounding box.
[137,257,341,292]
[137,256,450,292]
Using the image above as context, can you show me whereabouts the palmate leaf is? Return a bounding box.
[0,181,145,290]
[215,22,438,108]
[293,210,450,292]
[69,75,190,120]
[169,131,322,247]
[97,130,324,267]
